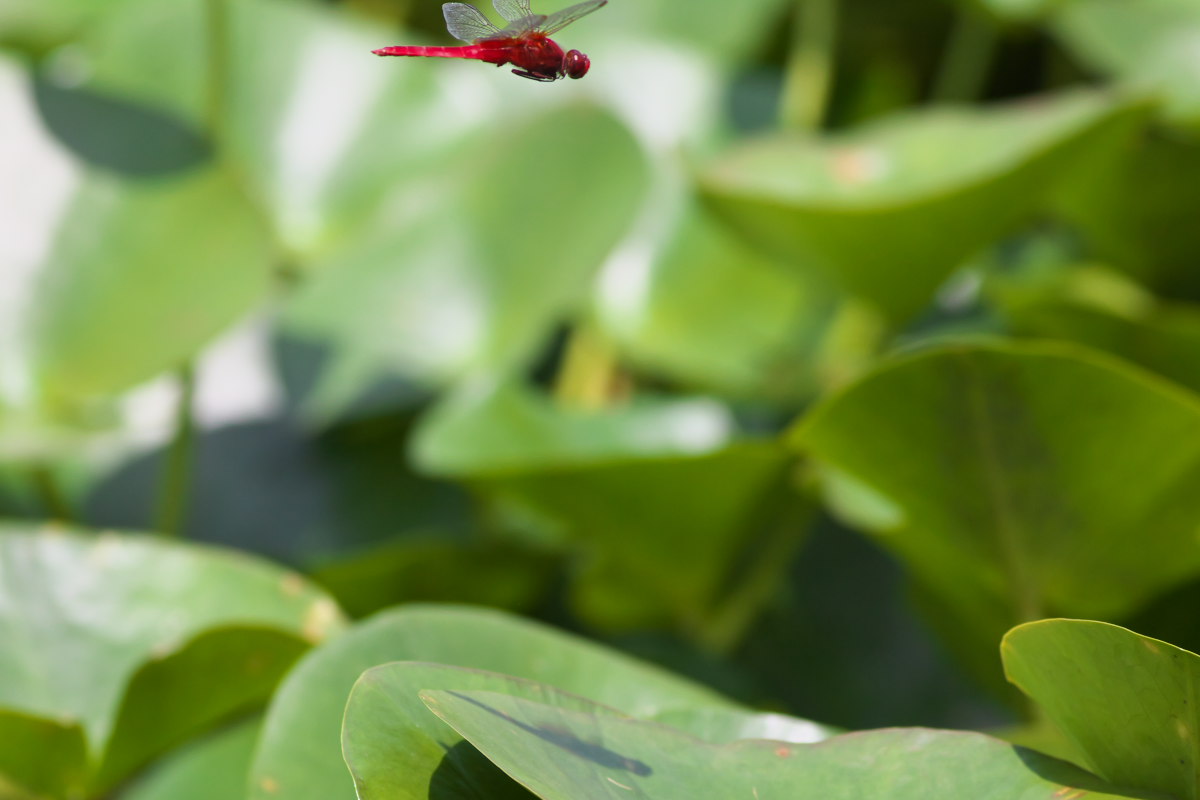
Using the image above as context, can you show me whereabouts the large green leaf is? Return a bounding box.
[29,165,272,402]
[80,0,466,260]
[279,101,647,418]
[700,90,1147,322]
[1004,619,1200,799]
[249,605,731,800]
[123,718,261,800]
[593,195,838,400]
[1053,135,1200,301]
[792,342,1200,692]
[0,527,343,796]
[1052,0,1200,130]
[381,683,1157,799]
[412,383,804,632]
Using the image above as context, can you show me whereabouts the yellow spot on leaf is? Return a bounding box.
[606,777,633,791]
[259,776,280,794]
[303,597,339,643]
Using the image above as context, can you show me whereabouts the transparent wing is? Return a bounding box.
[493,13,547,38]
[442,2,502,42]
[535,0,606,36]
[492,0,534,23]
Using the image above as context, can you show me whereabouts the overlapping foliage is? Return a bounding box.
[2,0,1199,796]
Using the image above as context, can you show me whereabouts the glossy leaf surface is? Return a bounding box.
[794,342,1200,688]
[1004,619,1200,799]
[249,605,730,800]
[0,527,342,796]
[701,90,1145,321]
[390,684,1155,799]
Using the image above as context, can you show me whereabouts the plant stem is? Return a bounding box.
[814,298,889,389]
[931,8,999,104]
[156,366,197,538]
[205,0,231,147]
[552,324,627,411]
[31,465,72,522]
[779,0,838,132]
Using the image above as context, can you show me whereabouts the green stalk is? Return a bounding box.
[205,0,231,147]
[31,465,72,522]
[779,0,838,132]
[552,324,626,411]
[931,8,999,104]
[155,366,197,538]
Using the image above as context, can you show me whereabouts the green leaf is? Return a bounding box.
[0,710,87,800]
[249,605,731,800]
[700,90,1147,321]
[793,342,1200,693]
[405,684,1157,799]
[81,0,465,259]
[1003,619,1200,799]
[280,101,647,417]
[122,717,261,800]
[29,165,272,401]
[969,0,1065,23]
[593,195,838,400]
[1052,0,1200,130]
[0,0,141,52]
[0,526,343,796]
[412,383,803,632]
[1053,135,1200,301]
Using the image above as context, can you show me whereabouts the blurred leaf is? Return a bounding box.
[249,605,731,800]
[413,382,737,475]
[1004,619,1200,799]
[968,0,1065,23]
[32,76,210,177]
[399,684,1151,799]
[0,526,344,796]
[0,710,87,800]
[793,342,1200,694]
[1053,0,1200,130]
[29,165,272,402]
[0,0,140,52]
[1002,295,1200,395]
[594,195,838,400]
[412,382,804,632]
[83,0,503,259]
[122,717,261,800]
[310,535,558,619]
[280,102,647,419]
[1054,135,1200,300]
[700,90,1148,322]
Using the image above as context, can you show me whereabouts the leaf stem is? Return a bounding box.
[931,8,999,104]
[205,0,231,147]
[155,366,197,538]
[779,0,839,132]
[552,324,628,411]
[30,465,72,522]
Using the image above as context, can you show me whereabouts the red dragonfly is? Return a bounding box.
[372,0,607,82]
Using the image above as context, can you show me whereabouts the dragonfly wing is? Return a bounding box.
[492,0,534,23]
[493,13,547,38]
[536,0,606,35]
[443,2,502,42]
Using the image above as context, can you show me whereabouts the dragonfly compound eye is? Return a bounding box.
[563,50,590,79]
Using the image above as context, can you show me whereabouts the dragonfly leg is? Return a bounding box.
[511,68,558,82]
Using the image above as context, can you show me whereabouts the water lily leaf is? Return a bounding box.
[279,101,647,419]
[793,342,1200,694]
[412,383,803,631]
[1053,0,1200,130]
[1053,135,1200,301]
[393,683,1158,799]
[0,526,344,796]
[700,90,1147,322]
[1004,618,1200,799]
[249,605,730,800]
[122,717,261,800]
[649,706,838,745]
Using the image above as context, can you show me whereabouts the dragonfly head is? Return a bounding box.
[563,49,590,79]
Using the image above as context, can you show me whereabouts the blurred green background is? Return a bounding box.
[4,0,1200,743]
